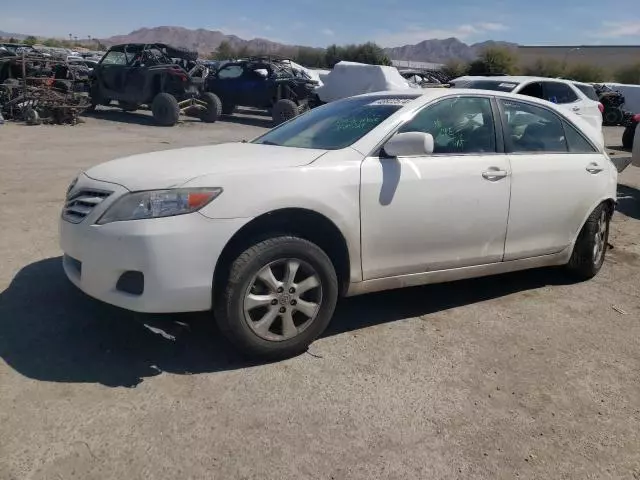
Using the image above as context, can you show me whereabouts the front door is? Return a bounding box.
[360,96,512,280]
[498,98,611,260]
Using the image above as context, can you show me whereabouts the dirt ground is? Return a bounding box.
[1,110,639,480]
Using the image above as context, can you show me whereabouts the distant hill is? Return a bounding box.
[103,26,303,57]
[384,38,518,64]
[0,31,28,40]
[2,25,517,62]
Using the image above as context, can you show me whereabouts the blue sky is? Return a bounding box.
[2,0,640,47]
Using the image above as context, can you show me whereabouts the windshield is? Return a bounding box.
[574,84,599,101]
[453,80,520,92]
[252,95,419,150]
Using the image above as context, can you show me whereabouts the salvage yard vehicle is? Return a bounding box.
[204,56,319,125]
[89,43,220,126]
[451,76,604,135]
[315,61,417,104]
[60,89,619,358]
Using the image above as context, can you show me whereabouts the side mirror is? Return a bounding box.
[254,68,269,78]
[383,132,434,157]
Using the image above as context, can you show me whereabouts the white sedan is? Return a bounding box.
[60,89,618,358]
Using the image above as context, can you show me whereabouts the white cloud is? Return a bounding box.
[478,22,509,32]
[321,28,335,36]
[592,20,640,38]
[379,22,509,47]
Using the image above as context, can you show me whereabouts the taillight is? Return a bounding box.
[633,114,640,122]
[598,102,604,113]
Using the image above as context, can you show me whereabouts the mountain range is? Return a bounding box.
[1,26,517,63]
[101,27,516,63]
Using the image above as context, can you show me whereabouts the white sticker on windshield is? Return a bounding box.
[368,98,414,105]
[499,83,517,89]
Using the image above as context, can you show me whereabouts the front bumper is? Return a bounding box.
[59,175,250,313]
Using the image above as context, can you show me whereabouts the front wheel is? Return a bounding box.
[214,236,338,359]
[566,203,611,279]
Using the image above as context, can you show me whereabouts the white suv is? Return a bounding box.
[60,89,617,358]
[451,76,603,135]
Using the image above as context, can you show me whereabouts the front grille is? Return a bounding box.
[62,189,112,223]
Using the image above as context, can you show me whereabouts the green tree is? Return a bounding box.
[323,42,390,68]
[214,41,236,60]
[8,37,20,44]
[564,63,606,82]
[468,46,519,75]
[522,59,566,78]
[43,38,63,47]
[442,60,469,79]
[23,36,38,46]
[614,63,640,84]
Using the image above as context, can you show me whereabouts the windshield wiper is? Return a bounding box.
[259,140,280,146]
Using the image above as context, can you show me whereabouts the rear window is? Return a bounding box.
[452,80,519,92]
[574,83,599,101]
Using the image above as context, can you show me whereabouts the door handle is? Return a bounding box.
[572,106,580,112]
[586,163,603,174]
[482,168,508,181]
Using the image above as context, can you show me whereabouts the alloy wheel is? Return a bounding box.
[243,258,323,341]
[593,209,608,265]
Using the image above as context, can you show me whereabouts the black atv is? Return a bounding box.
[205,56,318,125]
[88,43,220,126]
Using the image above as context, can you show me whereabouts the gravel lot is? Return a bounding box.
[1,110,639,480]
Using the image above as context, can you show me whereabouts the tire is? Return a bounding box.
[214,236,339,359]
[151,93,180,126]
[272,99,299,126]
[604,107,623,126]
[221,101,236,115]
[200,92,222,123]
[622,125,635,150]
[119,101,140,112]
[24,107,41,126]
[566,203,611,280]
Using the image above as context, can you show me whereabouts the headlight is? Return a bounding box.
[97,188,223,225]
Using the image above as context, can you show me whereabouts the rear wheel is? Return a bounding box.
[604,107,623,126]
[151,93,180,126]
[200,92,222,123]
[566,203,611,280]
[272,99,299,126]
[214,236,338,359]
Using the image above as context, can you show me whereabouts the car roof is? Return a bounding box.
[454,75,582,86]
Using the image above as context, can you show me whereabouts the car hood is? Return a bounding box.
[85,143,327,191]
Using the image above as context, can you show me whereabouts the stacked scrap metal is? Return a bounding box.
[0,50,91,125]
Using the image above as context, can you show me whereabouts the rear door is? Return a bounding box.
[498,98,610,260]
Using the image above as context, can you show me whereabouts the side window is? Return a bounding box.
[101,51,126,65]
[543,82,578,104]
[500,99,568,153]
[518,82,544,99]
[217,65,244,79]
[399,96,496,154]
[563,120,596,153]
